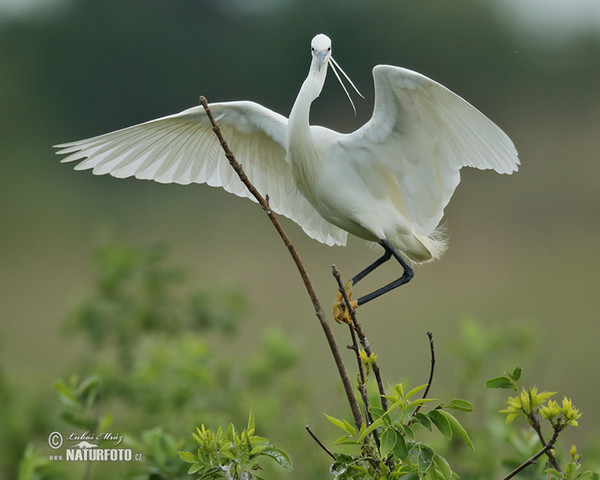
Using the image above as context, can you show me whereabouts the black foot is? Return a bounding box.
[354,239,414,306]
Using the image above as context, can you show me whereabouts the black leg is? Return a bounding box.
[355,239,414,306]
[351,249,392,285]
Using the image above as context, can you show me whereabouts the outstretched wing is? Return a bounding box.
[337,65,519,236]
[55,101,347,246]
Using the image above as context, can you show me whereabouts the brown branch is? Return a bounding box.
[199,96,363,429]
[347,325,366,387]
[332,265,388,412]
[346,324,380,450]
[408,331,435,426]
[527,411,562,472]
[306,425,336,461]
[502,427,560,480]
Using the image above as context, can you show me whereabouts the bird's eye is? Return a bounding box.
[311,47,315,52]
[327,47,331,51]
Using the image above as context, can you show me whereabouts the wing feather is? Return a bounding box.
[339,65,519,236]
[55,101,347,246]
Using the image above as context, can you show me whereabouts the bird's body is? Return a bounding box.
[55,33,519,311]
[288,124,434,262]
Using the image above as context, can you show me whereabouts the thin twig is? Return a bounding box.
[347,326,366,386]
[346,324,380,450]
[332,265,388,412]
[527,412,562,472]
[502,428,560,480]
[200,96,363,429]
[305,425,336,461]
[408,331,435,426]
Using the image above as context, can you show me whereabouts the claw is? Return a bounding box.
[333,280,358,324]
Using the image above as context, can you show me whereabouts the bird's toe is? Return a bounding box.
[333,280,357,324]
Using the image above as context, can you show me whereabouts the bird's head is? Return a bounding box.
[310,33,365,114]
[311,34,332,72]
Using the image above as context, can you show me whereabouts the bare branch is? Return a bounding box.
[408,331,436,425]
[306,425,336,461]
[199,96,363,429]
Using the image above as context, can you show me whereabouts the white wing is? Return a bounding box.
[337,65,519,236]
[55,101,347,246]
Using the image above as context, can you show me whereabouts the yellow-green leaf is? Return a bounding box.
[178,451,198,464]
[358,418,385,442]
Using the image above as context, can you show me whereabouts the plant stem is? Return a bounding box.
[408,331,435,426]
[305,425,336,460]
[332,265,388,411]
[527,411,562,472]
[502,428,560,480]
[346,324,380,450]
[200,96,363,429]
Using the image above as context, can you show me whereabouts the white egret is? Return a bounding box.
[55,33,519,322]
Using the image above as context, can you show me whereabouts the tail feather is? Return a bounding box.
[398,225,448,264]
[414,227,448,263]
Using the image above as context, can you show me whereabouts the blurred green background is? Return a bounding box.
[0,0,599,476]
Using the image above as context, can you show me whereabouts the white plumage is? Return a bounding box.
[55,33,519,267]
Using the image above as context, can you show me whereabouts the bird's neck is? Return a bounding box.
[287,60,327,145]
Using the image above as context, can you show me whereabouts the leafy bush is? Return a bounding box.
[4,238,599,480]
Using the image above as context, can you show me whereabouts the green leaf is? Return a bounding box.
[565,462,578,479]
[342,419,357,437]
[380,428,396,457]
[260,447,292,471]
[77,375,102,408]
[405,384,428,400]
[399,424,415,440]
[485,376,514,389]
[414,412,432,430]
[433,454,453,480]
[447,399,473,412]
[54,380,78,407]
[98,413,114,432]
[418,445,434,474]
[408,398,436,408]
[357,418,384,442]
[334,436,359,445]
[438,410,473,449]
[392,430,409,461]
[249,445,269,456]
[325,414,356,436]
[393,383,405,398]
[226,423,235,442]
[511,366,522,381]
[243,430,253,452]
[187,463,203,474]
[384,398,407,417]
[505,413,519,424]
[246,436,268,451]
[247,410,255,436]
[197,466,225,480]
[428,410,452,440]
[178,451,198,464]
[536,390,557,403]
[369,406,385,421]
